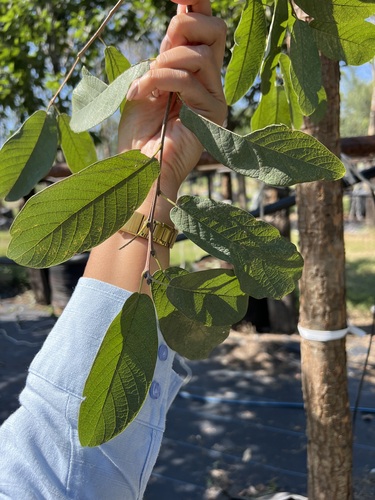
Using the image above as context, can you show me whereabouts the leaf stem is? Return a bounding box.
[159,191,177,207]
[142,91,174,281]
[47,0,125,109]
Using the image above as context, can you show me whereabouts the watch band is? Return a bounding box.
[119,211,178,249]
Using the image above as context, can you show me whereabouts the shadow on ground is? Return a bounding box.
[1,294,375,499]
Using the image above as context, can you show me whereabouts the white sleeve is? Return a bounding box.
[0,277,182,500]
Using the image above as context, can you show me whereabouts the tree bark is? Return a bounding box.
[296,55,353,499]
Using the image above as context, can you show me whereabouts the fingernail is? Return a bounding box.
[149,60,157,70]
[127,79,139,101]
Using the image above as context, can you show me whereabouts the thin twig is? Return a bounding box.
[142,91,174,281]
[47,0,125,109]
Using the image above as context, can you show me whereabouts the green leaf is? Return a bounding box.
[71,61,150,132]
[251,83,291,130]
[289,19,325,116]
[104,46,131,83]
[0,110,57,201]
[312,17,375,66]
[295,0,375,19]
[279,54,304,129]
[78,293,158,447]
[7,150,159,268]
[166,268,248,327]
[224,0,267,105]
[294,0,375,65]
[260,0,290,95]
[171,196,304,299]
[180,104,345,186]
[104,46,131,114]
[152,268,230,360]
[58,113,97,173]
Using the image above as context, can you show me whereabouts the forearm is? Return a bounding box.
[83,179,176,293]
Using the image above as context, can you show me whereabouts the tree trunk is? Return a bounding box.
[296,56,352,499]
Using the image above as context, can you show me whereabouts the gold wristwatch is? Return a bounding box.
[119,211,178,249]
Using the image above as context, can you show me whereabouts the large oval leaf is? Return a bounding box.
[152,267,231,359]
[0,110,58,201]
[224,0,267,105]
[180,104,345,186]
[104,46,131,114]
[279,54,304,130]
[71,61,150,132]
[8,150,159,268]
[289,19,325,116]
[294,0,375,65]
[78,293,158,447]
[58,113,97,173]
[105,46,131,83]
[166,268,248,327]
[260,0,290,95]
[171,196,304,299]
[251,83,291,130]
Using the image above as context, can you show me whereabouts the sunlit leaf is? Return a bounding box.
[180,104,345,186]
[8,150,159,268]
[105,46,131,83]
[58,113,97,173]
[166,268,248,326]
[279,54,304,129]
[294,0,375,65]
[260,0,290,95]
[171,196,304,299]
[71,61,150,132]
[104,46,131,114]
[251,83,291,130]
[0,110,57,201]
[224,0,267,105]
[78,293,158,447]
[152,268,230,359]
[289,19,325,116]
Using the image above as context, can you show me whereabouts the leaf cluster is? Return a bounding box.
[1,0,372,448]
[224,0,375,131]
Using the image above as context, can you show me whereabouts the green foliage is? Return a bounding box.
[71,62,150,132]
[289,18,325,116]
[260,0,290,95]
[79,293,158,447]
[166,268,248,326]
[58,114,97,173]
[180,104,345,186]
[0,110,58,201]
[0,0,175,128]
[294,0,375,65]
[152,268,230,360]
[224,0,267,105]
[4,0,374,448]
[251,83,291,130]
[278,54,304,130]
[224,0,375,124]
[104,46,131,113]
[104,46,131,83]
[171,196,303,299]
[7,151,160,267]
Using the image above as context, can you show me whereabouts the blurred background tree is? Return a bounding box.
[0,0,247,141]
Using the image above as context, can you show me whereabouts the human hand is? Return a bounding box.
[118,0,227,205]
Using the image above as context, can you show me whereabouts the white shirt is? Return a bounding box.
[0,278,182,499]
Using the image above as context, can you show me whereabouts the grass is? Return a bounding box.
[344,225,375,321]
